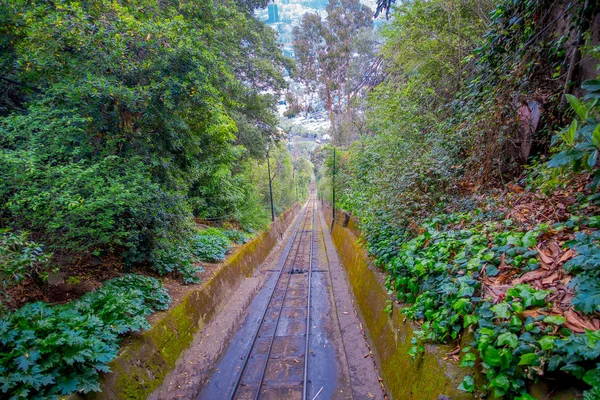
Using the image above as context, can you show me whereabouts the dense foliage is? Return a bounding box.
[0,0,297,282]
[190,228,232,263]
[315,0,600,397]
[0,274,170,398]
[377,208,600,398]
[0,229,52,291]
[323,0,597,230]
[549,80,600,191]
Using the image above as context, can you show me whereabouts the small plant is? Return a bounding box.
[66,275,82,285]
[189,228,231,262]
[0,229,52,288]
[0,274,170,398]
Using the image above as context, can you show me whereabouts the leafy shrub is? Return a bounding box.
[0,274,170,398]
[549,80,600,190]
[0,229,52,289]
[1,154,160,255]
[222,229,249,244]
[189,228,231,262]
[151,245,202,284]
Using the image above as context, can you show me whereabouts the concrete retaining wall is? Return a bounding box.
[86,205,300,400]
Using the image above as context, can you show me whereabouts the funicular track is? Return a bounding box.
[228,192,316,400]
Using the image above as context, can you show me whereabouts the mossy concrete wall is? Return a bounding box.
[86,205,300,400]
[322,205,472,400]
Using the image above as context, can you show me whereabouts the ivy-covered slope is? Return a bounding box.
[314,0,600,398]
[337,86,600,398]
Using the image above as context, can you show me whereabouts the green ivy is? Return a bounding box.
[564,231,600,315]
[374,210,600,398]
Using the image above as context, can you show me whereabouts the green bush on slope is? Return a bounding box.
[0,274,171,398]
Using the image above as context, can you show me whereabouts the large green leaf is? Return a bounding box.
[566,94,587,120]
[583,365,600,387]
[457,375,475,393]
[483,346,502,367]
[518,353,539,366]
[572,280,600,314]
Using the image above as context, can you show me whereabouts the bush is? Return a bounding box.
[151,245,202,284]
[189,228,231,262]
[549,81,600,190]
[0,148,161,254]
[0,230,52,289]
[222,229,249,244]
[0,274,170,398]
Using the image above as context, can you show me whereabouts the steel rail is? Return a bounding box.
[253,196,314,400]
[302,194,315,400]
[228,199,312,400]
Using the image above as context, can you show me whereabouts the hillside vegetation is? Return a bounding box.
[313,0,600,398]
[0,0,314,397]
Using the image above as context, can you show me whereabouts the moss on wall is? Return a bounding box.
[85,205,300,400]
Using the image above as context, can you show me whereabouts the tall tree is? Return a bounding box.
[0,0,290,279]
[293,0,374,144]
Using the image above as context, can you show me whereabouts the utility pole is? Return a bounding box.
[331,147,336,233]
[293,167,298,202]
[267,149,275,222]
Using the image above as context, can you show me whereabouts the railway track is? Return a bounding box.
[228,191,317,400]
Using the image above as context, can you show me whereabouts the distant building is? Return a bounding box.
[283,48,294,58]
[267,3,279,23]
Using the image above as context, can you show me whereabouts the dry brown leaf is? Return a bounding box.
[547,241,561,258]
[537,246,554,265]
[522,309,545,319]
[539,260,554,270]
[558,249,575,264]
[560,275,573,286]
[564,309,600,333]
[541,271,561,286]
[560,293,575,307]
[497,270,518,284]
[506,183,524,193]
[499,253,507,269]
[515,269,551,284]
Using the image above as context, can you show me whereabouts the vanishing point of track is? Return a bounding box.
[228,191,317,400]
